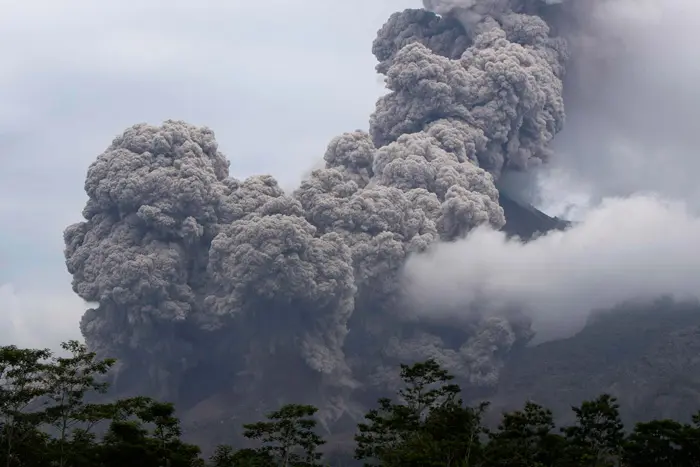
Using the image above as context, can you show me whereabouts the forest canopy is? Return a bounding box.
[2,341,700,466]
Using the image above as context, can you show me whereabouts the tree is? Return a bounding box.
[484,401,566,467]
[99,397,203,467]
[100,417,157,467]
[560,394,625,467]
[242,404,325,467]
[623,419,688,467]
[42,340,116,467]
[355,359,486,467]
[0,345,52,467]
[1,341,204,467]
[686,412,700,462]
[135,399,203,467]
[623,412,700,467]
[210,444,274,467]
[402,401,489,467]
[9,344,700,467]
[209,445,237,467]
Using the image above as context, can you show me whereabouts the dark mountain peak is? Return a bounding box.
[499,191,571,240]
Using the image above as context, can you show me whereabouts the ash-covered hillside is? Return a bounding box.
[61,0,700,452]
[493,298,700,426]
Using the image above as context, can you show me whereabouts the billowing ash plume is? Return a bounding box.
[64,121,357,398]
[64,0,591,423]
[373,2,567,176]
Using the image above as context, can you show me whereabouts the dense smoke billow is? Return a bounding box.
[63,0,700,425]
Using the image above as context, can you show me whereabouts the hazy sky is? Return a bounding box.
[0,0,417,349]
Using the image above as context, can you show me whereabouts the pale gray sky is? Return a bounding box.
[0,0,418,349]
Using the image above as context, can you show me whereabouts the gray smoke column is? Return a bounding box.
[63,0,632,420]
[374,1,567,179]
[64,121,359,401]
[345,0,571,385]
[64,121,227,348]
[423,0,522,27]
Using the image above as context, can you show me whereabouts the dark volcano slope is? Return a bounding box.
[478,198,700,427]
[498,191,571,239]
[491,298,700,426]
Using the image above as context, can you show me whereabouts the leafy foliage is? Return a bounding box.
[241,404,325,466]
[354,359,486,466]
[3,342,700,466]
[484,401,566,466]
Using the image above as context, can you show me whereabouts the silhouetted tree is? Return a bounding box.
[485,401,566,466]
[242,403,325,467]
[42,340,115,466]
[355,359,487,466]
[0,345,52,467]
[560,394,625,467]
[5,343,700,467]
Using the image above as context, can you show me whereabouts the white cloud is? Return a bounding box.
[403,194,700,344]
